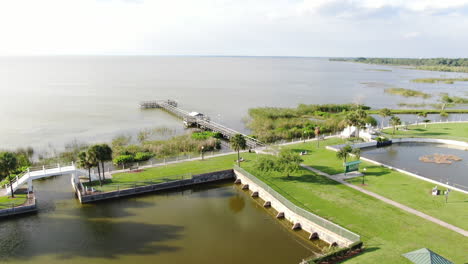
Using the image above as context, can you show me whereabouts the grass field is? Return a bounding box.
[85,153,258,192]
[382,122,468,142]
[241,160,468,263]
[283,138,468,230]
[0,194,27,209]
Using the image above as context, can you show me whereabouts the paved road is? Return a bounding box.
[301,164,468,237]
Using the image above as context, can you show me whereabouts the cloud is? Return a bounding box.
[0,0,467,56]
[403,32,422,39]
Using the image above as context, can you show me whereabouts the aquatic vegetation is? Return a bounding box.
[412,78,468,83]
[419,153,462,164]
[332,57,468,73]
[384,87,431,98]
[440,93,468,104]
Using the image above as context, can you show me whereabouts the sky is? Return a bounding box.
[1,0,468,57]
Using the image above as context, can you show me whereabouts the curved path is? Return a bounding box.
[301,164,468,237]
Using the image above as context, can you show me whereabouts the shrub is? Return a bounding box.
[113,155,134,167]
[134,152,153,162]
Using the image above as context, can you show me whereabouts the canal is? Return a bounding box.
[0,175,326,264]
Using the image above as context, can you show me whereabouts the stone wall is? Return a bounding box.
[78,169,235,203]
[234,169,357,247]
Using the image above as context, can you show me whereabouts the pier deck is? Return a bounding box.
[140,100,264,148]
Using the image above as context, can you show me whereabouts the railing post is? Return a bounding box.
[43,165,46,175]
[28,167,31,177]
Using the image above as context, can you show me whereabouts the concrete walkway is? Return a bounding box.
[301,164,468,237]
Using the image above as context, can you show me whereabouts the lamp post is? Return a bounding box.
[303,130,307,143]
[362,167,367,185]
[201,146,205,160]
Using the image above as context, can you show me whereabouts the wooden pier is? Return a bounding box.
[140,100,264,148]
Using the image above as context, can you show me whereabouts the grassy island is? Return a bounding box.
[384,87,431,98]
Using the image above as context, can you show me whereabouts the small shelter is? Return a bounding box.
[402,248,453,264]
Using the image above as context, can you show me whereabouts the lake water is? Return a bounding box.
[0,176,326,264]
[1,56,468,152]
[361,143,468,191]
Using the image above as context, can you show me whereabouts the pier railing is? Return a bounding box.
[234,165,361,243]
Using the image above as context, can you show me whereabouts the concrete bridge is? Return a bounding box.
[140,100,265,149]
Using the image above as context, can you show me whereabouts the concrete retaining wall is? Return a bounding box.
[233,169,355,247]
[0,197,37,218]
[77,170,235,203]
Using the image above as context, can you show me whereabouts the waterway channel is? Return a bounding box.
[0,175,327,264]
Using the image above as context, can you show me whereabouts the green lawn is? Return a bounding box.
[241,163,468,263]
[382,122,468,142]
[0,194,27,209]
[85,153,258,192]
[283,139,468,230]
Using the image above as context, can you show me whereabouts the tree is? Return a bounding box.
[0,152,18,198]
[276,149,303,177]
[77,150,98,183]
[354,108,368,139]
[98,144,113,181]
[88,145,103,185]
[389,116,402,135]
[378,108,392,128]
[343,111,358,137]
[230,134,247,166]
[417,112,427,126]
[336,145,353,164]
[254,155,278,172]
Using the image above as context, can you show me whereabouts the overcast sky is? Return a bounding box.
[1,0,468,57]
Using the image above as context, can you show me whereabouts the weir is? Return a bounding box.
[140,100,264,149]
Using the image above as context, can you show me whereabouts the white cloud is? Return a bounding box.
[403,32,422,39]
[0,0,467,56]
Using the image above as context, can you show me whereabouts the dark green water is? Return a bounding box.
[0,176,326,264]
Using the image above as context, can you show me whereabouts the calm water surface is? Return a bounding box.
[1,56,468,152]
[362,143,468,191]
[0,176,325,264]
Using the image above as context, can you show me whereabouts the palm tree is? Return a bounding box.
[343,111,358,137]
[351,147,361,160]
[230,134,247,166]
[0,152,18,198]
[355,108,368,139]
[390,116,402,135]
[98,144,113,181]
[336,144,353,164]
[417,112,427,126]
[88,145,103,186]
[77,151,97,183]
[378,108,392,128]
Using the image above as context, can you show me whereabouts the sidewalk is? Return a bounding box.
[301,164,468,237]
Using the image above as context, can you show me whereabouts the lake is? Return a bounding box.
[1,56,467,152]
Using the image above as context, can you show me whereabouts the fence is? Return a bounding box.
[234,165,360,243]
[81,172,194,195]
